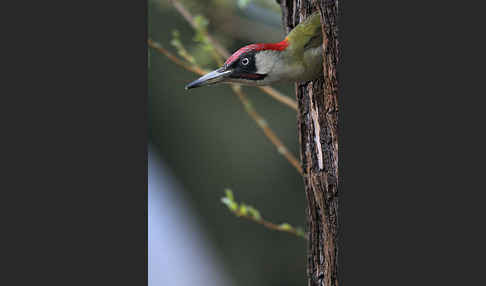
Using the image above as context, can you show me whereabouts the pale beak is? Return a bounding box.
[185,67,233,90]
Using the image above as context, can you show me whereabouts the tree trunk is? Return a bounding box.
[278,1,340,285]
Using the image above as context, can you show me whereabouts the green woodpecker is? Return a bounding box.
[185,12,323,89]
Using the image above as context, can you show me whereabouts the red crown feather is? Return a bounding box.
[224,38,289,66]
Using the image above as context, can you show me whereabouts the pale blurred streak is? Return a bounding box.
[148,146,233,286]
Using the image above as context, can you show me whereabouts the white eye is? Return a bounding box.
[241,57,249,65]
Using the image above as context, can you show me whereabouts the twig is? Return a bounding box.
[231,86,303,175]
[221,189,306,239]
[168,0,298,111]
[148,39,207,75]
[258,86,298,111]
[168,0,226,65]
[243,211,306,239]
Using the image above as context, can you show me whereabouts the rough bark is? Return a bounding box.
[278,1,340,286]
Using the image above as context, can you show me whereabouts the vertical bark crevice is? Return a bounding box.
[279,1,340,285]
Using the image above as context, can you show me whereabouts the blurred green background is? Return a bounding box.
[148,1,306,285]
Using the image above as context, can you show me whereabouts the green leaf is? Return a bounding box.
[170,29,196,65]
[221,189,238,211]
[247,206,261,220]
[239,204,248,216]
[193,15,209,32]
[224,189,234,201]
[221,197,238,211]
[279,223,292,231]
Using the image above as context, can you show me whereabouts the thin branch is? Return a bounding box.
[237,207,306,239]
[148,39,207,75]
[232,86,303,175]
[222,189,306,239]
[259,86,298,111]
[168,0,226,65]
[168,0,298,111]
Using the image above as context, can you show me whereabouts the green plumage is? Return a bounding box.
[281,12,324,82]
[285,12,323,57]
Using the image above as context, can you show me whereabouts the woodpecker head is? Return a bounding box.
[185,12,323,90]
[185,39,290,89]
